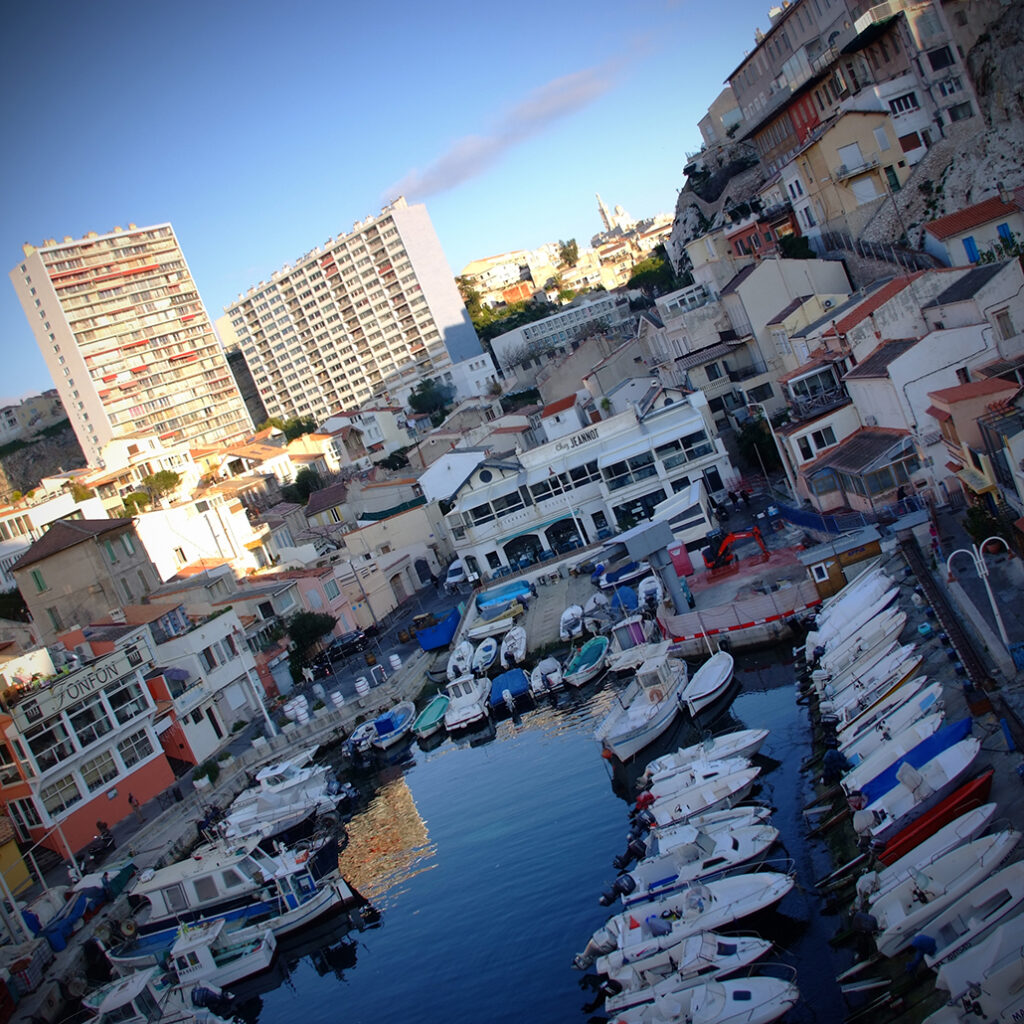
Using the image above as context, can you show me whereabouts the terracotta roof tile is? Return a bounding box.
[11,519,135,571]
[925,195,1022,241]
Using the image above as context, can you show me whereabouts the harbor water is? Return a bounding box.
[229,646,850,1023]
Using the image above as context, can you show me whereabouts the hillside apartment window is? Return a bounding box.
[30,569,46,592]
[104,540,118,564]
[995,309,1015,341]
[927,46,955,71]
[105,679,148,725]
[121,535,136,555]
[324,580,340,600]
[888,92,919,116]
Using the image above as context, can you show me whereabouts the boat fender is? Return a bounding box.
[119,918,138,938]
[852,809,878,834]
[635,792,655,812]
[296,850,310,863]
[648,688,664,704]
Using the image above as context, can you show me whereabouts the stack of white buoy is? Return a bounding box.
[283,694,310,722]
[331,690,346,712]
[355,676,370,698]
[389,653,402,673]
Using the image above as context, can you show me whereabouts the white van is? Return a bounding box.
[445,559,467,588]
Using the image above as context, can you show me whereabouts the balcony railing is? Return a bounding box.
[728,361,768,383]
[787,386,850,421]
[832,155,880,181]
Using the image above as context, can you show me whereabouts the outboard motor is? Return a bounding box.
[612,837,647,870]
[191,985,237,1019]
[634,808,656,831]
[599,873,638,905]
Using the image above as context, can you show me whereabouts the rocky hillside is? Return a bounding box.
[0,422,85,501]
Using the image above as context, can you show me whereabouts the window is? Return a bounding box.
[121,535,135,555]
[899,131,922,153]
[993,309,1015,341]
[706,362,723,381]
[117,728,154,768]
[80,751,118,792]
[324,580,340,601]
[25,720,75,772]
[927,46,955,71]
[948,101,973,122]
[0,743,20,786]
[812,426,837,449]
[41,774,82,815]
[746,382,774,403]
[888,92,919,115]
[104,540,118,564]
[798,436,814,460]
[962,236,979,263]
[998,223,1013,243]
[69,694,113,748]
[30,569,46,593]
[46,607,63,631]
[873,127,891,151]
[105,679,148,724]
[812,563,830,582]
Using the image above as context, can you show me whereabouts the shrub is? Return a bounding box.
[194,760,220,785]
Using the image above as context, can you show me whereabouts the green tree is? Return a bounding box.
[281,467,322,506]
[287,610,338,683]
[142,470,181,501]
[257,416,317,441]
[408,378,452,422]
[736,418,781,472]
[626,244,680,298]
[69,481,94,502]
[123,491,151,514]
[558,239,579,268]
[778,234,815,259]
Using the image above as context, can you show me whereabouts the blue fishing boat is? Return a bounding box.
[489,668,531,710]
[416,607,460,651]
[858,716,973,804]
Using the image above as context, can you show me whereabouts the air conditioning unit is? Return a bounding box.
[823,299,834,309]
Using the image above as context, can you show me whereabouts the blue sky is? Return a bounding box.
[1,0,771,404]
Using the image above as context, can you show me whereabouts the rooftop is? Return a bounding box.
[922,263,1007,307]
[808,427,911,476]
[843,338,920,379]
[10,519,134,571]
[924,191,1024,240]
[928,378,1021,404]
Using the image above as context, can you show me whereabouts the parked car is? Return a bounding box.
[328,630,367,658]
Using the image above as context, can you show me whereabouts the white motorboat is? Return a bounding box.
[643,767,762,831]
[637,575,664,611]
[642,728,769,788]
[603,823,779,908]
[560,603,584,641]
[370,700,416,750]
[446,640,475,681]
[929,910,1024,1022]
[822,655,924,729]
[642,807,775,862]
[529,656,564,695]
[837,680,942,758]
[805,585,898,657]
[816,642,919,703]
[584,591,612,634]
[500,624,527,668]
[604,975,799,1024]
[841,712,945,792]
[443,673,491,732]
[677,650,735,718]
[81,967,234,1024]
[465,600,525,641]
[923,860,1024,971]
[804,564,891,643]
[222,756,340,843]
[595,653,688,763]
[854,802,998,906]
[603,933,774,1014]
[646,757,754,805]
[472,636,499,675]
[578,871,794,973]
[853,736,982,845]
[868,830,1021,957]
[812,609,908,678]
[168,918,277,988]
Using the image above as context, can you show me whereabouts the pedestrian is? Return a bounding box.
[430,572,439,591]
[740,489,751,508]
[128,792,143,822]
[728,490,739,508]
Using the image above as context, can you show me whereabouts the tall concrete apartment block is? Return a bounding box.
[220,198,482,422]
[10,224,252,465]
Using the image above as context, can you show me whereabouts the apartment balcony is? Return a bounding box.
[728,360,769,384]
[786,385,851,422]
[832,155,880,182]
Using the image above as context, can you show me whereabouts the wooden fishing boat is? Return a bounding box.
[412,694,449,740]
[564,635,610,688]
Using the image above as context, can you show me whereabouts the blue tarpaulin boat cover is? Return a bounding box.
[416,607,461,651]
[489,669,531,707]
[859,716,973,804]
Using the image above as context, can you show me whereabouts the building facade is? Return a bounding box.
[220,198,481,424]
[9,224,252,465]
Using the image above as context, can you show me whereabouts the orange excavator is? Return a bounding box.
[702,525,770,577]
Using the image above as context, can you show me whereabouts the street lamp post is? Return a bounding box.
[946,536,1012,650]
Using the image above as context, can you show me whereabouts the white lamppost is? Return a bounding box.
[747,403,798,502]
[946,536,1012,649]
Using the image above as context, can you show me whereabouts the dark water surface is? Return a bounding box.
[231,646,849,1023]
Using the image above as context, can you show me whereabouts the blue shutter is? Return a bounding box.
[997,223,1012,242]
[962,236,979,263]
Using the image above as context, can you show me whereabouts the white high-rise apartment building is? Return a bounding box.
[10,224,252,465]
[219,198,482,421]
